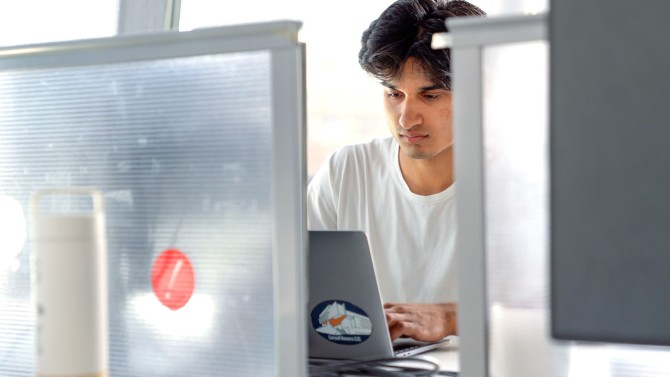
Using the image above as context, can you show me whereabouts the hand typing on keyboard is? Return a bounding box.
[385,302,458,342]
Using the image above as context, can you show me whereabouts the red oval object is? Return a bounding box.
[151,249,195,310]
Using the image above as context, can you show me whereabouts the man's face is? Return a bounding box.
[382,58,453,161]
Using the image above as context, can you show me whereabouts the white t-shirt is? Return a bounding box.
[307,136,457,303]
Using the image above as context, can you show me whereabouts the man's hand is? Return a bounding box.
[384,302,457,342]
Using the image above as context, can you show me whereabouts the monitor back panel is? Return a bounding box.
[550,0,670,346]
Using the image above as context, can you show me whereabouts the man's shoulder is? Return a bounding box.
[329,136,394,163]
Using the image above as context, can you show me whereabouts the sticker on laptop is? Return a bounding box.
[311,300,372,345]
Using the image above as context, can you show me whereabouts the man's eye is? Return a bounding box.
[423,93,440,100]
[386,91,402,99]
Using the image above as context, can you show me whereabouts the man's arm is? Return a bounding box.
[306,154,338,230]
[384,302,457,342]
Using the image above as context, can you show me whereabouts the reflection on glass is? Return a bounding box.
[130,293,215,338]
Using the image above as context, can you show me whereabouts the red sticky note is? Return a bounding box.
[151,249,195,310]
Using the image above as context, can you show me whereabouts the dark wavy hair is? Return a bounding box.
[359,0,486,90]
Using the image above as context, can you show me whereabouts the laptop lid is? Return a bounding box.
[307,230,451,360]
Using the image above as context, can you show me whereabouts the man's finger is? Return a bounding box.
[388,323,405,341]
[384,303,411,313]
[385,312,397,326]
[385,310,413,324]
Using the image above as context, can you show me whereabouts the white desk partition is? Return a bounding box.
[433,14,548,377]
[0,21,306,377]
[436,12,670,377]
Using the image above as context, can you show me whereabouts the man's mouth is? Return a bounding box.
[401,133,428,144]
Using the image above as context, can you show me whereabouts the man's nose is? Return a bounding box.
[398,98,422,129]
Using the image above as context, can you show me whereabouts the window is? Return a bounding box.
[180,0,396,176]
[179,0,549,177]
[0,0,118,47]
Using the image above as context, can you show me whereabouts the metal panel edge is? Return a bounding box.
[271,43,308,377]
[442,13,549,377]
[0,21,302,70]
[451,45,489,377]
[435,13,547,49]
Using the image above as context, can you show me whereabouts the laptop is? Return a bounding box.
[307,230,453,360]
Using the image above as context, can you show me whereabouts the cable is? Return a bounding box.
[308,356,457,377]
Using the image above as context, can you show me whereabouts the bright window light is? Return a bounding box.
[180,0,392,176]
[130,292,216,339]
[179,0,549,176]
[0,0,118,47]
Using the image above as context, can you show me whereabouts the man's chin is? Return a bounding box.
[400,146,435,160]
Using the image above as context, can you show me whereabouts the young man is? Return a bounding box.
[307,0,486,342]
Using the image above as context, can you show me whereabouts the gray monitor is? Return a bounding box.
[550,0,670,346]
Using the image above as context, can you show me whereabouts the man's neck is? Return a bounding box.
[398,147,454,196]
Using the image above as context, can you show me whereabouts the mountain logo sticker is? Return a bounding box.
[311,300,372,345]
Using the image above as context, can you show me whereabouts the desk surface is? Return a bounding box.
[308,339,459,376]
[307,345,459,376]
[417,344,459,372]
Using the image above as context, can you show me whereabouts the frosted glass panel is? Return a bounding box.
[483,41,549,309]
[482,40,567,377]
[0,52,277,376]
[482,39,670,377]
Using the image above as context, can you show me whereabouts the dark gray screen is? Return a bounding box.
[550,0,670,345]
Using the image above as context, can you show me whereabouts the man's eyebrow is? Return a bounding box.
[419,84,446,91]
[379,82,446,91]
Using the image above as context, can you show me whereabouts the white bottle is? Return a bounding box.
[31,188,108,377]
